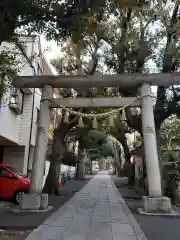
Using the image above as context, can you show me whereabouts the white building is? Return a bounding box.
[0,35,54,176]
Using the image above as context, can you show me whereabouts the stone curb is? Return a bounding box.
[110,177,148,240]
[138,208,180,217]
[9,206,53,213]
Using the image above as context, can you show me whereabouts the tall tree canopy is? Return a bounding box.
[0,0,106,44]
[45,0,180,193]
[52,0,180,139]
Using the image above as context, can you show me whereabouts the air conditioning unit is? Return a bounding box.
[9,98,21,115]
[9,88,22,115]
[10,87,18,97]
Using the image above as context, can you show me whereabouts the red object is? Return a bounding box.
[0,164,30,200]
[58,183,62,189]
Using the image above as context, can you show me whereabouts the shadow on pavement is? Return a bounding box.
[0,178,90,230]
[111,175,180,240]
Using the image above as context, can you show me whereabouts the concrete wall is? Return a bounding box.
[3,147,25,174]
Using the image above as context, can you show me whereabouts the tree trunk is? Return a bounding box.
[116,165,121,177]
[43,126,67,194]
[76,153,85,180]
[120,137,134,185]
[89,160,92,174]
[76,138,85,180]
[120,138,131,163]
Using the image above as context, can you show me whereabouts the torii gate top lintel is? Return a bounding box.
[13,72,180,89]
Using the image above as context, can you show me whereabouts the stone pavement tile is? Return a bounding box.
[76,202,94,215]
[95,202,109,208]
[113,235,138,240]
[109,199,121,204]
[50,216,73,227]
[86,226,113,240]
[56,205,77,214]
[72,214,91,222]
[97,196,109,201]
[112,223,135,236]
[62,234,86,240]
[109,203,122,207]
[76,199,95,215]
[91,215,111,222]
[109,206,126,214]
[86,233,113,240]
[65,216,91,235]
[90,218,111,229]
[76,208,93,215]
[67,200,84,207]
[98,199,109,203]
[26,226,67,240]
[93,210,110,217]
[42,211,63,226]
[110,213,129,223]
[56,210,76,218]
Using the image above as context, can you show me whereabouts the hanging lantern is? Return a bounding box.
[107,114,114,127]
[113,113,117,120]
[64,110,69,123]
[115,111,121,121]
[78,116,84,128]
[121,108,127,121]
[92,117,98,129]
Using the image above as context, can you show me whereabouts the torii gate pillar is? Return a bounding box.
[140,83,171,214]
[20,85,53,210]
[30,85,53,193]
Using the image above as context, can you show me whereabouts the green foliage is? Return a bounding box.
[68,127,114,160]
[160,116,180,149]
[163,150,180,181]
[0,0,106,44]
[61,151,77,166]
[0,49,21,98]
[85,130,114,160]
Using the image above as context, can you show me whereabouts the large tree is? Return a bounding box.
[61,0,180,154]
[99,1,180,134]
[44,0,180,193]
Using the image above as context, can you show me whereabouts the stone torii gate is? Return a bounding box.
[13,72,180,213]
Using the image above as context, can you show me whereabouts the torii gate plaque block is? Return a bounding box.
[13,73,180,214]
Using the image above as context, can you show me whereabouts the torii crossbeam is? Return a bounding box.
[14,72,180,88]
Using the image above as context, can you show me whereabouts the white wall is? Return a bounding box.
[0,36,55,176]
[0,36,42,145]
[0,89,21,143]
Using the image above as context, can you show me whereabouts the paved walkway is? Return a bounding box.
[26,173,147,240]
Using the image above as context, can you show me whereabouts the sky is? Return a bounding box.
[40,36,60,62]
